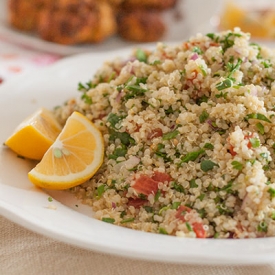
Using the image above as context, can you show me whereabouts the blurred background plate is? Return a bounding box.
[0,0,222,56]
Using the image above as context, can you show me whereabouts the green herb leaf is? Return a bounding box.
[143,206,153,213]
[261,60,272,68]
[102,217,115,223]
[181,149,205,163]
[171,181,185,193]
[136,49,147,63]
[256,122,265,134]
[199,110,209,123]
[164,106,174,115]
[155,143,171,162]
[162,129,179,140]
[121,218,135,224]
[150,60,161,65]
[108,146,127,160]
[185,222,193,232]
[257,221,268,232]
[107,113,125,129]
[171,202,181,209]
[120,211,126,218]
[227,58,242,78]
[124,85,147,100]
[221,181,234,194]
[109,130,135,146]
[159,205,170,215]
[203,143,214,150]
[216,78,233,91]
[78,81,96,92]
[220,32,242,52]
[198,194,205,201]
[192,46,203,54]
[190,179,198,188]
[97,184,106,197]
[200,160,219,172]
[159,227,168,235]
[249,137,260,148]
[154,189,161,202]
[81,93,93,104]
[268,187,275,199]
[231,161,243,171]
[206,33,216,40]
[245,113,271,123]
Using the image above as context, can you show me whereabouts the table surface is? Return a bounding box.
[1,38,275,275]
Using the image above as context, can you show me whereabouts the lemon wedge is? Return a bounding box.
[28,111,104,190]
[5,108,62,160]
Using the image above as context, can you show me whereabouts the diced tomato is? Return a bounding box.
[175,205,192,221]
[127,198,147,208]
[152,171,172,183]
[147,128,163,139]
[229,144,237,156]
[244,134,253,149]
[209,42,220,47]
[192,222,207,238]
[229,134,254,156]
[132,175,159,196]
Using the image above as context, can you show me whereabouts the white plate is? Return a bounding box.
[1,48,275,266]
[0,0,222,56]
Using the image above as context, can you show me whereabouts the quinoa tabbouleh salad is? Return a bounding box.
[54,28,275,239]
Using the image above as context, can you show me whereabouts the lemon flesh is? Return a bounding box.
[5,108,62,160]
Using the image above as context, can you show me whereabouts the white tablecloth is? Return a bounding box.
[2,216,275,275]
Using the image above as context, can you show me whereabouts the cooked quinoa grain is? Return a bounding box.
[55,28,275,238]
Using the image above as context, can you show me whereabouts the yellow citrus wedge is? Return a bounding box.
[5,108,62,160]
[28,111,104,190]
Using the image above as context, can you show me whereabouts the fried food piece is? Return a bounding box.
[8,0,46,31]
[117,10,166,42]
[37,0,117,44]
[119,0,177,11]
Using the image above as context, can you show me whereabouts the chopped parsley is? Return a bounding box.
[162,129,179,140]
[107,113,125,129]
[180,149,205,164]
[159,227,168,234]
[171,181,185,193]
[121,218,135,224]
[102,217,115,224]
[245,113,271,123]
[256,122,265,134]
[200,160,219,172]
[203,143,214,150]
[190,179,198,188]
[231,161,243,171]
[216,78,233,91]
[249,137,260,148]
[97,184,106,198]
[199,110,209,123]
[257,221,268,233]
[136,49,147,63]
[268,187,275,199]
[109,130,135,146]
[108,145,127,160]
[185,222,193,232]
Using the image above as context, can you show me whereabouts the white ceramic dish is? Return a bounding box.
[1,48,275,265]
[0,0,225,56]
